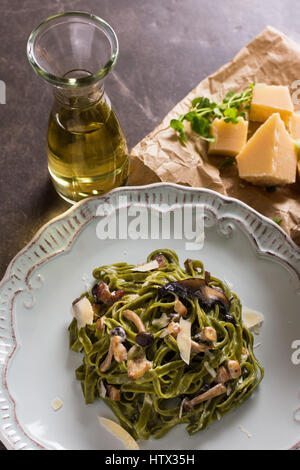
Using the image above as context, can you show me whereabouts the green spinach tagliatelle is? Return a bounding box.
[69,249,264,440]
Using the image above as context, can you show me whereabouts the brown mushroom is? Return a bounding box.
[216,360,241,384]
[123,309,145,333]
[93,282,124,306]
[160,320,181,338]
[184,259,194,274]
[99,329,127,372]
[127,346,152,380]
[99,343,114,373]
[106,385,120,401]
[154,254,168,268]
[92,303,101,317]
[216,365,231,384]
[127,357,152,380]
[161,322,211,353]
[112,336,127,363]
[227,360,242,379]
[191,341,210,353]
[183,383,227,410]
[174,300,187,316]
[123,309,154,347]
[199,326,217,343]
[96,315,106,331]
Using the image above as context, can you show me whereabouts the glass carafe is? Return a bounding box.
[27,12,129,204]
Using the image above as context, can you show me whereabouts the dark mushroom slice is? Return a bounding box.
[184,258,193,274]
[154,254,168,268]
[224,314,236,325]
[158,278,230,313]
[135,331,154,347]
[92,282,125,306]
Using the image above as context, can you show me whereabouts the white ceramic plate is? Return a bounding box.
[0,183,300,450]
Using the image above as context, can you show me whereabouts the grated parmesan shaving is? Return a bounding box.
[242,307,264,334]
[51,397,63,411]
[100,381,106,398]
[239,425,252,438]
[179,400,184,419]
[160,329,170,338]
[131,260,160,272]
[152,313,169,329]
[204,361,217,378]
[73,297,94,330]
[98,417,139,450]
[177,318,191,365]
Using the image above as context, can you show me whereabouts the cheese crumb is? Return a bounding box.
[51,397,63,411]
[239,425,252,438]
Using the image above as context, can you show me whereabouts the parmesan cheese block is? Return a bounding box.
[250,84,294,125]
[236,113,297,185]
[288,112,300,177]
[289,112,300,139]
[208,117,248,156]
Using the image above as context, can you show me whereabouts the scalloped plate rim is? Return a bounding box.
[0,182,299,450]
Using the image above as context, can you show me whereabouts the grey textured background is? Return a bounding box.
[0,0,299,450]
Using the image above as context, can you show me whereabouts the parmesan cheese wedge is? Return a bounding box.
[288,112,300,178]
[242,307,264,334]
[236,113,297,185]
[131,260,160,272]
[177,317,191,365]
[97,417,139,450]
[72,297,94,330]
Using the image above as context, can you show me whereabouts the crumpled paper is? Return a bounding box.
[130,26,300,246]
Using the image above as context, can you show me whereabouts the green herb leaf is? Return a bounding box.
[170,119,187,144]
[266,185,277,192]
[295,138,300,149]
[170,84,254,145]
[219,156,235,170]
[273,217,282,225]
[224,108,238,119]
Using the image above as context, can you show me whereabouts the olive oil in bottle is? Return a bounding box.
[47,91,129,204]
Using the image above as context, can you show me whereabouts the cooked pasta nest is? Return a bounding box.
[69,249,264,439]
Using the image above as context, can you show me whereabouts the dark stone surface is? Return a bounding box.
[0,0,299,450]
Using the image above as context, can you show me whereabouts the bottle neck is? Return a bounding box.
[53,82,105,109]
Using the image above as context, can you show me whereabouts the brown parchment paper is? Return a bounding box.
[129,26,300,246]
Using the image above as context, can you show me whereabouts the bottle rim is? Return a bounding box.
[26,11,119,89]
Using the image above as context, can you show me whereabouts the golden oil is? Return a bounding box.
[47,91,129,203]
